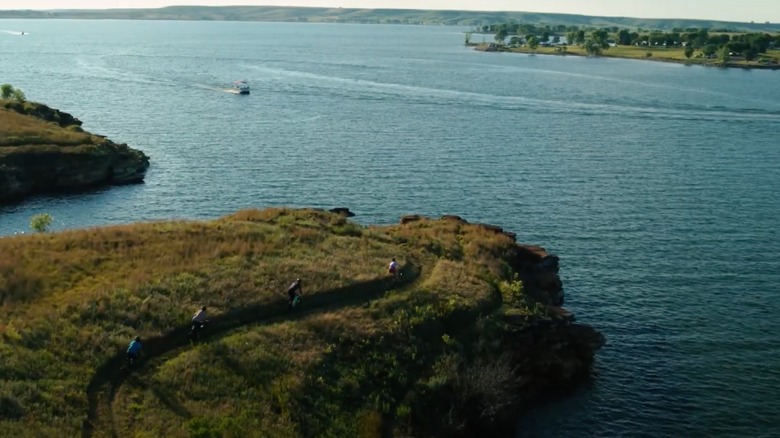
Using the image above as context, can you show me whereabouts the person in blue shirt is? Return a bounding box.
[126,336,142,364]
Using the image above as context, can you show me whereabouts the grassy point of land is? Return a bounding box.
[0,208,601,437]
[0,102,96,152]
[0,98,149,203]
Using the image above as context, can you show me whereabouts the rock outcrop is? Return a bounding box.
[328,207,355,217]
[0,101,150,204]
[399,213,604,436]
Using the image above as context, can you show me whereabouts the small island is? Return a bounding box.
[0,208,602,437]
[0,84,150,204]
[468,23,780,70]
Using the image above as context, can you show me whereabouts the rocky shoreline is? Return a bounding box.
[0,101,150,204]
[400,213,605,435]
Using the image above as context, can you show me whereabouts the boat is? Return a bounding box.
[233,80,250,95]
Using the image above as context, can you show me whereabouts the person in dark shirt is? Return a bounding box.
[288,278,303,307]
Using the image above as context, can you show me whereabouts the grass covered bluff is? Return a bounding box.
[0,208,603,437]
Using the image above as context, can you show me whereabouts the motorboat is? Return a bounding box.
[233,80,250,95]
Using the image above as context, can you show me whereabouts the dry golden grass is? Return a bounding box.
[0,208,523,437]
[0,107,96,148]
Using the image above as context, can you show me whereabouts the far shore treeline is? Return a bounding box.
[470,22,780,67]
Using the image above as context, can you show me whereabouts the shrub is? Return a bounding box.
[12,89,26,102]
[457,354,520,421]
[30,213,53,233]
[1,83,13,99]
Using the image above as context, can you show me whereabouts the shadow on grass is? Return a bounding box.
[124,373,192,420]
[82,263,420,438]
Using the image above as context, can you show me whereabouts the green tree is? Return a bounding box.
[703,44,718,57]
[464,32,472,45]
[1,83,13,99]
[744,48,757,62]
[617,29,631,45]
[30,213,53,233]
[591,29,610,50]
[719,46,731,65]
[576,30,586,45]
[684,45,694,59]
[566,31,577,45]
[527,36,539,52]
[12,88,25,102]
[584,39,604,56]
[494,28,508,44]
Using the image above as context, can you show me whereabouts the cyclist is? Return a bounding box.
[388,258,400,281]
[288,278,303,307]
[191,306,208,338]
[126,336,142,365]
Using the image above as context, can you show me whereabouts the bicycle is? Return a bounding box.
[288,292,302,311]
[189,320,207,343]
[125,353,139,369]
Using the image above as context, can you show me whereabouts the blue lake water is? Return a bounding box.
[1,20,780,437]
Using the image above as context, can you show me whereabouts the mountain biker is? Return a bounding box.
[126,336,142,364]
[192,306,208,330]
[288,278,303,307]
[388,258,400,281]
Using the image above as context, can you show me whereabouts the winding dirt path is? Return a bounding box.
[81,264,421,438]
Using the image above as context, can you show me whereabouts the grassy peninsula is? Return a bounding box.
[0,88,149,204]
[0,208,602,437]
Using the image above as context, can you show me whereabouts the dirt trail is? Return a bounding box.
[81,264,420,438]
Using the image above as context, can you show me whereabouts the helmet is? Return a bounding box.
[201,306,207,311]
[296,278,301,282]
[134,336,141,342]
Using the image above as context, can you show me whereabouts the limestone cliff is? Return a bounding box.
[0,100,149,203]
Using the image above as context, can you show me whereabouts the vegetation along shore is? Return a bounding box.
[468,23,780,69]
[0,85,150,204]
[0,208,603,437]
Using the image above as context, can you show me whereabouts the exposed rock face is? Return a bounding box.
[512,244,565,307]
[400,214,423,224]
[400,214,604,436]
[328,207,355,217]
[0,102,149,204]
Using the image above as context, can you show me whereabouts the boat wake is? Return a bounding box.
[247,64,780,123]
[1,30,27,36]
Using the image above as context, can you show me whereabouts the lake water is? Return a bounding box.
[2,20,780,437]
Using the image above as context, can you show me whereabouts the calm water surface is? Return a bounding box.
[1,20,779,437]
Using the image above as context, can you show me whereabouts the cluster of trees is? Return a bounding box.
[479,22,779,61]
[1,84,26,102]
[482,23,570,45]
[607,28,777,59]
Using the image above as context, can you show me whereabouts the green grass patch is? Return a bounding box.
[0,208,547,436]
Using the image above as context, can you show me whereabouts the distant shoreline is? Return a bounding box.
[469,43,780,71]
[1,6,779,32]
